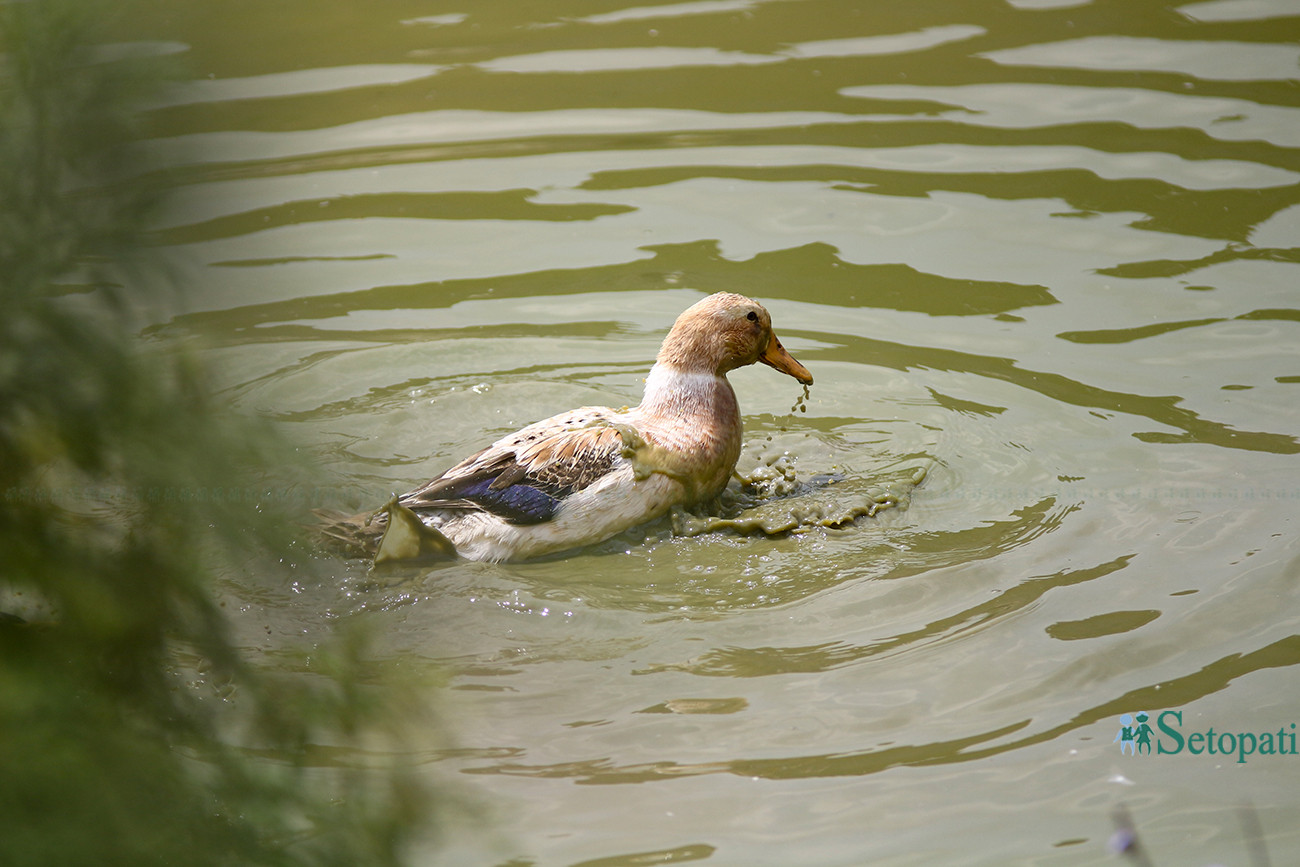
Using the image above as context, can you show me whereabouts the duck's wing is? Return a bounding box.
[399,409,630,525]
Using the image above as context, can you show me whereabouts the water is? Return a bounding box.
[132,1,1299,863]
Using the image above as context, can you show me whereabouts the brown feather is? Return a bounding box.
[488,462,528,491]
[395,416,627,518]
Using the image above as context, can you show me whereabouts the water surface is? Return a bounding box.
[134,1,1299,864]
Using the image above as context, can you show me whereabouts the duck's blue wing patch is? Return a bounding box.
[453,477,560,525]
[399,422,627,525]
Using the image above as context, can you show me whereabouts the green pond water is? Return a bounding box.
[128,0,1299,864]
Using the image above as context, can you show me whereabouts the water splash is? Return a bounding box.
[790,383,811,415]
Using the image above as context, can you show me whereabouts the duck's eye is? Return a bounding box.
[746,311,758,322]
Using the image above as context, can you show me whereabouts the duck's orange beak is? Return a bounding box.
[759,332,813,385]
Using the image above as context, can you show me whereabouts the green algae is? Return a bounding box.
[372,496,458,564]
[674,462,929,537]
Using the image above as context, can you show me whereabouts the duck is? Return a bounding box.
[319,292,812,563]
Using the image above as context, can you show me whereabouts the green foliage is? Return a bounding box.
[0,3,436,864]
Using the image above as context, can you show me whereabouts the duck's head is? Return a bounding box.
[656,292,813,385]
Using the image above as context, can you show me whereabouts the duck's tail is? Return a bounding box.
[312,497,458,563]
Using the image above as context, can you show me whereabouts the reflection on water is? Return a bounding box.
[123,0,1300,863]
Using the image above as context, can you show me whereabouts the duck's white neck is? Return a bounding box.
[639,363,737,424]
[635,363,745,496]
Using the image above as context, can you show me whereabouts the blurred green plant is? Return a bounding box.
[0,3,438,865]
